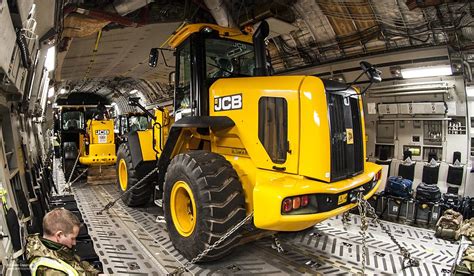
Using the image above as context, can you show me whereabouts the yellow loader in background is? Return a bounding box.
[116,21,383,262]
[58,102,117,184]
[79,119,117,166]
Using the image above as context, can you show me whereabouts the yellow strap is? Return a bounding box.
[29,257,79,276]
[83,29,103,80]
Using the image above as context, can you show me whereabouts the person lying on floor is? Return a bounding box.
[26,208,100,275]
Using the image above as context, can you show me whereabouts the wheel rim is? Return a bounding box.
[170,181,197,237]
[118,159,128,191]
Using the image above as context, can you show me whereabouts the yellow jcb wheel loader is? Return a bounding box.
[59,105,117,184]
[77,104,118,184]
[115,99,169,206]
[79,119,117,166]
[116,21,383,262]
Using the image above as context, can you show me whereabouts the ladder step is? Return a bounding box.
[154,199,162,208]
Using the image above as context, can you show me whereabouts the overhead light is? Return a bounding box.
[45,46,56,72]
[390,66,402,78]
[59,88,67,94]
[401,65,452,79]
[130,89,138,95]
[466,86,474,97]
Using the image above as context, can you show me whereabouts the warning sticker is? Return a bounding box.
[98,135,107,144]
[346,128,354,144]
[338,194,347,205]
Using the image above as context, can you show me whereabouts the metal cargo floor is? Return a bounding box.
[54,162,456,275]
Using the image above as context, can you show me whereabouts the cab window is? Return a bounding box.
[120,117,128,134]
[205,38,255,79]
[175,40,192,118]
[258,97,288,164]
[62,111,84,130]
[129,116,148,132]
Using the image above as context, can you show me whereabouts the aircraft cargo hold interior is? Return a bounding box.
[1,0,474,275]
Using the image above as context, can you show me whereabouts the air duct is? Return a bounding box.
[111,0,154,16]
[63,0,153,38]
[204,0,236,28]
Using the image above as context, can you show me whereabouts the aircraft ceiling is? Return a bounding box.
[54,0,474,112]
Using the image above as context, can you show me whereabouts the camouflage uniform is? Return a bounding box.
[435,209,463,240]
[460,218,474,241]
[455,245,474,275]
[26,234,99,276]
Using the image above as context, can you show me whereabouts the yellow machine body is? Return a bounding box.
[136,23,382,233]
[209,76,381,231]
[148,75,381,231]
[136,130,156,162]
[79,119,117,165]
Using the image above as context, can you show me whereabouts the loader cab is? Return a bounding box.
[59,109,86,153]
[172,25,257,120]
[62,110,85,131]
[116,113,149,135]
[115,113,150,146]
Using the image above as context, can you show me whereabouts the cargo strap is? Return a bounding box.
[97,166,159,214]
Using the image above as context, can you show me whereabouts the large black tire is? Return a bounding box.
[63,159,80,183]
[163,151,246,262]
[116,143,153,206]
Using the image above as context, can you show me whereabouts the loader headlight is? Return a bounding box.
[201,27,213,33]
[374,170,382,182]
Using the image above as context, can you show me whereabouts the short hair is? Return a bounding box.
[43,208,80,236]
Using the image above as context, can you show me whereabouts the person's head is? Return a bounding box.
[42,208,80,248]
[95,103,108,120]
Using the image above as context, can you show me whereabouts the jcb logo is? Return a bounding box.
[214,94,242,112]
[95,130,110,135]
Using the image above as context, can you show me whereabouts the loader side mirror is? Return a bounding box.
[338,61,382,95]
[149,48,159,67]
[360,61,382,83]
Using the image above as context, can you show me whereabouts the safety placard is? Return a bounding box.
[98,134,107,144]
[337,194,347,205]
